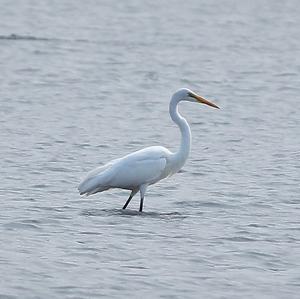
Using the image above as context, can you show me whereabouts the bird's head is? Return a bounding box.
[173,88,219,109]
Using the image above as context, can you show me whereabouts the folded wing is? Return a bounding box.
[78,146,170,196]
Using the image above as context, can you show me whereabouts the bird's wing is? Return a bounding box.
[83,158,121,181]
[109,155,167,188]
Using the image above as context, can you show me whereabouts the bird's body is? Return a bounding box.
[78,88,219,211]
[79,146,172,195]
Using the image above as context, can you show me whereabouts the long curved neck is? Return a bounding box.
[169,96,191,168]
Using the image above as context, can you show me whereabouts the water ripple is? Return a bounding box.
[80,208,186,219]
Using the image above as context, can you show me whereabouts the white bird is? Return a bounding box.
[78,88,219,212]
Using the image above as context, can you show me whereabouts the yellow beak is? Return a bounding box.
[192,93,220,109]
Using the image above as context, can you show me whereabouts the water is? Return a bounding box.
[1,0,300,298]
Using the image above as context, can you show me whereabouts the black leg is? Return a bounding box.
[122,194,133,209]
[139,197,144,212]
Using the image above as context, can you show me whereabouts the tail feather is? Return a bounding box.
[78,160,120,195]
[78,175,109,195]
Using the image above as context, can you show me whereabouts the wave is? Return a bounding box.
[0,33,92,43]
[0,33,51,41]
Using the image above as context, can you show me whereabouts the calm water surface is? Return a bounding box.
[1,1,300,298]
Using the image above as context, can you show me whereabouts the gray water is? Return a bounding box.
[1,1,300,298]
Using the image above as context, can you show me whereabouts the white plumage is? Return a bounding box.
[78,88,219,211]
[79,146,170,195]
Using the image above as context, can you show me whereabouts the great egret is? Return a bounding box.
[78,88,219,212]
